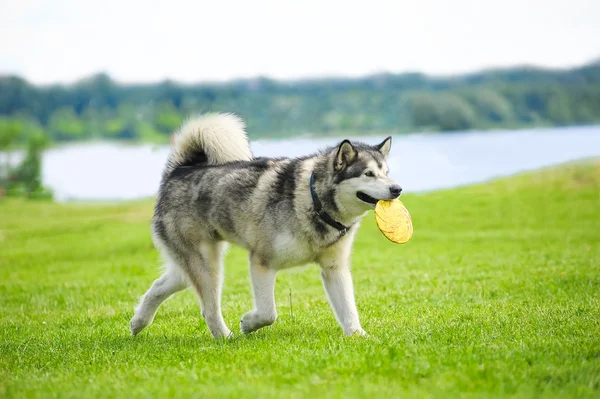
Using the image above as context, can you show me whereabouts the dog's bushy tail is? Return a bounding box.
[163,113,253,177]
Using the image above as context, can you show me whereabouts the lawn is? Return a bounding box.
[1,160,599,398]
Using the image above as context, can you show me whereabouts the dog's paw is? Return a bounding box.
[240,311,277,334]
[211,328,234,339]
[346,328,368,337]
[130,316,151,336]
[240,313,257,334]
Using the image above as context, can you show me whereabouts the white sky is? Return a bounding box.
[1,0,599,84]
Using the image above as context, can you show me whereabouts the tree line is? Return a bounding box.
[1,61,599,145]
[0,118,50,198]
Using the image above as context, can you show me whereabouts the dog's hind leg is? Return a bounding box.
[182,241,232,339]
[240,255,278,334]
[130,266,188,335]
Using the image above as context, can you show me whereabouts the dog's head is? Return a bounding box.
[329,137,401,216]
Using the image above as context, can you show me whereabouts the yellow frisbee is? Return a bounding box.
[374,199,413,244]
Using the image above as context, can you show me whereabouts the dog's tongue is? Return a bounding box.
[374,199,413,244]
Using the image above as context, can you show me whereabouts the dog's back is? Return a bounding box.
[152,114,320,262]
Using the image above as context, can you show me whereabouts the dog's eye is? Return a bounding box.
[365,171,375,177]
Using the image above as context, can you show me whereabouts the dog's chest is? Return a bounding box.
[270,231,316,269]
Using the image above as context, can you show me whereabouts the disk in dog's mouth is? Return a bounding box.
[356,191,379,206]
[374,199,413,244]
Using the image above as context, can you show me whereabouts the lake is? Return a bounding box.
[37,126,600,202]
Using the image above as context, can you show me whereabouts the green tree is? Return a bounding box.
[468,88,514,123]
[546,89,574,125]
[407,92,476,131]
[104,118,126,138]
[153,102,182,135]
[435,94,477,131]
[0,118,23,192]
[406,92,439,130]
[0,117,22,151]
[134,121,164,142]
[48,107,86,141]
[15,133,48,197]
[81,107,108,139]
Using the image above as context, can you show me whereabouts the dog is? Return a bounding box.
[130,113,402,338]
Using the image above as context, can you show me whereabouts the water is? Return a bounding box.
[37,126,600,202]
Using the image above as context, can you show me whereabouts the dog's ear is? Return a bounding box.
[334,140,357,171]
[375,136,392,159]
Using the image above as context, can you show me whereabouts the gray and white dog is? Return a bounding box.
[130,113,402,338]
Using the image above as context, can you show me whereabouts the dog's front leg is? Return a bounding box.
[319,257,366,336]
[240,255,278,334]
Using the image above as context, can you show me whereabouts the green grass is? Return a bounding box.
[1,160,599,398]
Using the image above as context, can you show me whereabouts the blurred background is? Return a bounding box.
[1,0,599,201]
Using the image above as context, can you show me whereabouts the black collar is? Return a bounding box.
[309,172,349,236]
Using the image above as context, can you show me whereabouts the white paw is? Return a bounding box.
[240,311,277,334]
[346,328,368,337]
[211,328,233,339]
[130,316,151,336]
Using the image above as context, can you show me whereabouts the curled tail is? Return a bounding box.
[163,113,253,177]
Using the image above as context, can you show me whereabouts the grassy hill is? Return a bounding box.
[1,160,599,398]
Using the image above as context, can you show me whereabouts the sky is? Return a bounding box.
[1,0,599,85]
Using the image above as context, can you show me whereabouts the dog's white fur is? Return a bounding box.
[165,113,253,176]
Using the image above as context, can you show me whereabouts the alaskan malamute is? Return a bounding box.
[131,113,402,338]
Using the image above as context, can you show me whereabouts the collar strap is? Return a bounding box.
[309,172,349,236]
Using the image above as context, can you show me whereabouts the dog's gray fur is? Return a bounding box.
[130,113,402,338]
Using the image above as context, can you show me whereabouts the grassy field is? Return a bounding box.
[1,160,599,398]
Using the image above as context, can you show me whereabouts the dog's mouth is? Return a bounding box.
[356,191,380,206]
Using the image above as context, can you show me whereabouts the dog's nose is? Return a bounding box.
[389,185,402,197]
